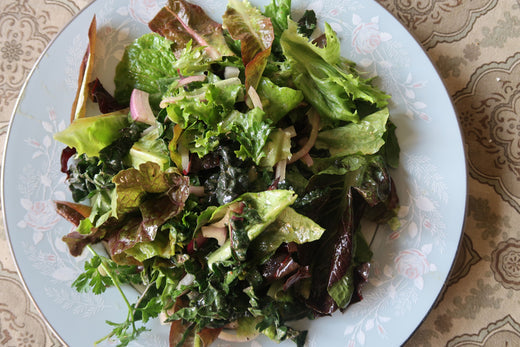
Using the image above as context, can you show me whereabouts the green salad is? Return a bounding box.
[54,0,400,346]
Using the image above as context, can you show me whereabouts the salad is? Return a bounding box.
[53,0,400,346]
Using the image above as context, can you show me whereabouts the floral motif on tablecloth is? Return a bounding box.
[0,261,61,347]
[491,238,520,290]
[376,0,498,48]
[453,52,520,212]
[446,314,520,347]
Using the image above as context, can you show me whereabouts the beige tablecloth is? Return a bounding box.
[1,0,519,346]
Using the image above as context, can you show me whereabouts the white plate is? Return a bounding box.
[2,0,466,346]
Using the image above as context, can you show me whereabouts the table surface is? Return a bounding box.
[1,0,519,346]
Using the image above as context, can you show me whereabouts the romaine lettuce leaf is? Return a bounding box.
[127,125,170,170]
[206,189,297,267]
[259,127,293,167]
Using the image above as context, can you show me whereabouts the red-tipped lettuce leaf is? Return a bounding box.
[149,0,234,59]
[112,162,188,216]
[223,0,274,90]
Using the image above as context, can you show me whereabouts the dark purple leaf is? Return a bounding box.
[88,78,127,113]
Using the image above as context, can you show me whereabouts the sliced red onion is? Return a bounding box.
[178,273,195,287]
[201,225,228,246]
[284,125,297,138]
[275,159,287,181]
[159,93,206,108]
[189,185,205,196]
[179,144,190,174]
[288,110,320,164]
[224,66,240,79]
[247,86,263,110]
[130,89,156,125]
[178,74,206,87]
[301,153,314,166]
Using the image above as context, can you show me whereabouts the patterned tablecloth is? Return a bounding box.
[1,0,519,346]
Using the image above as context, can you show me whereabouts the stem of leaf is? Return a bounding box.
[87,245,137,344]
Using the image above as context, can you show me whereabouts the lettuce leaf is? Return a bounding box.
[114,33,179,107]
[223,0,274,66]
[53,110,129,157]
[259,127,293,167]
[112,162,188,217]
[223,0,274,90]
[127,125,170,170]
[250,207,325,262]
[263,0,291,56]
[166,79,243,128]
[149,0,235,59]
[167,80,272,164]
[315,108,389,157]
[206,189,297,267]
[223,108,272,164]
[256,77,303,124]
[281,20,390,123]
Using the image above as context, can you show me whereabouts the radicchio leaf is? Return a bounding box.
[55,200,92,227]
[88,78,127,113]
[149,0,234,59]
